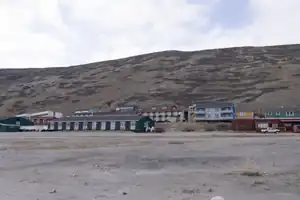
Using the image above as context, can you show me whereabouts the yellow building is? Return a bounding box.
[236,112,254,119]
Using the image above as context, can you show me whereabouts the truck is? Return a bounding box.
[260,127,280,134]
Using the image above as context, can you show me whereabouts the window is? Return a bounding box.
[221,107,231,111]
[276,112,280,116]
[206,108,215,112]
[206,114,212,118]
[196,107,205,112]
[221,113,232,117]
[196,114,205,118]
[286,112,294,116]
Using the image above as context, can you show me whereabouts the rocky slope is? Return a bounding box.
[1,44,300,115]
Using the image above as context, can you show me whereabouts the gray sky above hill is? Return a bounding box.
[0,0,299,68]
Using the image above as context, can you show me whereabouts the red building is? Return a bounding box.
[31,117,56,126]
[232,119,255,131]
[16,111,63,130]
[255,119,285,131]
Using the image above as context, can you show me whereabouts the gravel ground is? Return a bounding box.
[0,132,300,200]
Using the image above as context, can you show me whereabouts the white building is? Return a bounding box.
[16,111,63,131]
[140,105,185,122]
[16,110,63,119]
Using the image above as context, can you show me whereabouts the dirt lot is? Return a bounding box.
[0,132,300,200]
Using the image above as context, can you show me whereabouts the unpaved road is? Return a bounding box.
[0,132,299,200]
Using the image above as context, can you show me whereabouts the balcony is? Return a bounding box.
[195,108,233,114]
[195,108,205,114]
[194,113,234,120]
[220,107,233,113]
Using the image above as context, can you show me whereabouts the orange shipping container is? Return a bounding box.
[236,112,254,118]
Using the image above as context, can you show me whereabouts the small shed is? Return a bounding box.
[48,114,155,132]
[134,116,155,132]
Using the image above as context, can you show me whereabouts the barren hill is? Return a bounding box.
[1,44,300,115]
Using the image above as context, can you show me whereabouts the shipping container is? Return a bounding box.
[232,119,255,131]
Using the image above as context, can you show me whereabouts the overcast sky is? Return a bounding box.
[1,0,299,68]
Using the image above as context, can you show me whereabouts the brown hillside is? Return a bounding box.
[1,44,300,115]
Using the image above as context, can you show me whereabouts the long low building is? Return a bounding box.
[48,114,155,132]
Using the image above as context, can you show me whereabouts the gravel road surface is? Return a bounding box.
[0,132,299,200]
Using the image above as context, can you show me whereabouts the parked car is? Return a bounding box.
[260,127,280,134]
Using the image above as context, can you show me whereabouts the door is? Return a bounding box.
[70,122,75,131]
[54,122,58,130]
[105,121,111,130]
[125,121,131,131]
[78,122,84,130]
[96,122,101,130]
[87,122,93,130]
[115,121,121,130]
[62,122,67,131]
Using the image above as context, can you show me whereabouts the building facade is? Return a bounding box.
[263,107,300,120]
[16,110,63,131]
[235,112,254,119]
[190,102,235,122]
[232,112,255,131]
[262,107,300,132]
[48,114,154,132]
[140,105,185,122]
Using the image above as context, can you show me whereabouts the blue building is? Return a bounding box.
[191,102,235,121]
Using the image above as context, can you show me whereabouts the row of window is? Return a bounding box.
[33,119,50,125]
[50,121,135,131]
[195,113,233,118]
[145,114,181,118]
[51,121,136,126]
[265,112,295,116]
[143,113,181,118]
[195,107,233,112]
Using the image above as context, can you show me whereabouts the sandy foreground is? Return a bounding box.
[0,131,299,200]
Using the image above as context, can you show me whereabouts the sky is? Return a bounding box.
[1,0,300,68]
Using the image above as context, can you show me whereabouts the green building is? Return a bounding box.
[264,107,300,119]
[0,117,34,132]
